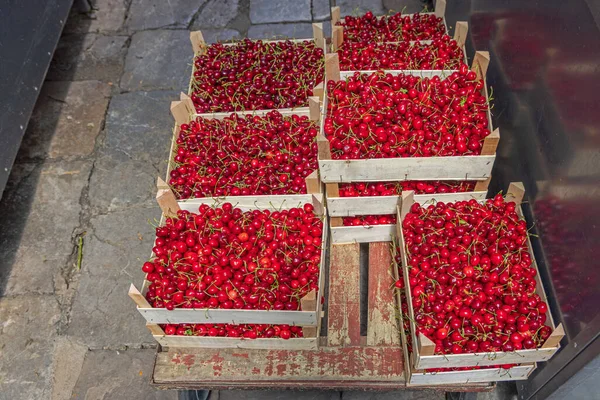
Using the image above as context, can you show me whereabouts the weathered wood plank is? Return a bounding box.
[318,156,495,183]
[153,346,404,384]
[367,243,400,346]
[328,243,361,346]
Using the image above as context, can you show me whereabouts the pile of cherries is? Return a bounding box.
[338,11,446,42]
[396,194,553,355]
[339,180,475,197]
[143,203,323,313]
[398,290,518,373]
[339,181,476,227]
[338,36,464,71]
[324,65,491,160]
[191,39,324,112]
[169,111,318,199]
[161,323,302,339]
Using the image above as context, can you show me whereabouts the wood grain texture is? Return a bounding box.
[325,53,341,82]
[189,31,206,55]
[454,21,469,47]
[318,156,495,183]
[367,243,400,346]
[328,243,361,346]
[137,307,318,325]
[154,346,404,384]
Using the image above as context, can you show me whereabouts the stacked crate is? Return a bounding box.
[321,2,563,386]
[321,3,497,244]
[129,25,329,350]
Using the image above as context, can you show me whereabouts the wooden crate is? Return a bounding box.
[166,93,323,204]
[188,24,326,112]
[330,0,450,48]
[332,19,470,77]
[128,194,328,328]
[318,50,498,184]
[395,279,537,385]
[326,182,490,244]
[395,183,565,369]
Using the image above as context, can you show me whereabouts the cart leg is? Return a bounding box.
[446,392,478,400]
[179,390,211,400]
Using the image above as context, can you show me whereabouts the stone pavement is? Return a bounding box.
[0,0,513,399]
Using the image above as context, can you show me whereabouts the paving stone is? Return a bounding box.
[0,160,92,296]
[71,349,178,399]
[50,336,88,400]
[88,151,163,213]
[19,81,111,161]
[382,0,427,13]
[66,206,160,349]
[219,390,341,400]
[337,0,385,16]
[312,0,331,21]
[120,30,193,92]
[64,0,129,34]
[201,29,242,43]
[0,295,61,399]
[125,0,204,31]
[342,391,445,400]
[101,90,178,163]
[248,23,315,39]
[191,0,239,29]
[250,0,312,23]
[47,34,129,82]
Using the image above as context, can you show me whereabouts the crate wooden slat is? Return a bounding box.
[327,243,361,346]
[396,184,565,369]
[367,242,401,346]
[150,330,318,351]
[129,194,328,327]
[331,224,395,244]
[327,191,488,217]
[318,155,496,183]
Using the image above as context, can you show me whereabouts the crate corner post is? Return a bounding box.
[156,178,181,218]
[190,30,206,55]
[454,21,469,48]
[472,50,491,80]
[312,22,325,51]
[325,53,341,82]
[435,0,447,18]
[129,283,151,308]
